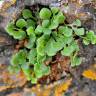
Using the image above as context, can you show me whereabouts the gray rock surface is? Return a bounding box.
[24,0,58,5]
[0,0,96,96]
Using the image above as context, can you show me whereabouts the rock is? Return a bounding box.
[0,26,17,65]
[0,64,27,92]
[0,0,96,96]
[60,0,96,29]
[7,93,23,96]
[24,0,58,6]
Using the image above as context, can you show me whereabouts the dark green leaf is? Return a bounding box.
[63,36,73,44]
[21,63,30,76]
[49,20,59,29]
[58,26,73,37]
[25,33,36,49]
[37,36,46,56]
[91,35,96,44]
[22,9,32,19]
[37,54,46,63]
[34,63,43,78]
[5,22,15,35]
[13,30,26,40]
[43,28,51,35]
[31,77,37,84]
[35,25,43,34]
[54,11,65,24]
[41,64,50,75]
[16,19,27,28]
[51,31,58,40]
[11,49,27,66]
[26,19,35,28]
[61,41,79,56]
[83,38,90,45]
[39,8,51,19]
[26,26,34,35]
[51,7,59,15]
[54,34,65,51]
[28,48,37,64]
[72,19,81,27]
[61,45,74,56]
[8,65,20,73]
[74,28,84,36]
[71,56,82,67]
[86,30,94,41]
[42,20,50,28]
[45,38,57,56]
[71,41,79,51]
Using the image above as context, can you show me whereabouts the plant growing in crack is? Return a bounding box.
[6,7,96,84]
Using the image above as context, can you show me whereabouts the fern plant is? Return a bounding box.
[6,7,96,84]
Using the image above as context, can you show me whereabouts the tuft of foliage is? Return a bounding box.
[6,7,96,84]
[83,31,96,45]
[39,8,52,19]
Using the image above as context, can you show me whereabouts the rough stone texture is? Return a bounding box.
[0,30,15,64]
[0,0,24,64]
[0,0,96,96]
[24,0,58,6]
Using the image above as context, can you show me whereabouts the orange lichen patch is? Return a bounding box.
[33,85,51,96]
[82,69,96,80]
[76,13,89,19]
[7,93,22,96]
[0,85,15,92]
[0,64,27,91]
[10,0,16,5]
[24,85,51,96]
[23,79,72,96]
[0,0,16,12]
[42,89,51,96]
[33,88,51,96]
[54,78,72,96]
[1,70,27,86]
[0,72,27,92]
[0,86,10,92]
[2,71,13,85]
[93,64,96,69]
[15,71,27,87]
